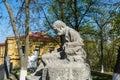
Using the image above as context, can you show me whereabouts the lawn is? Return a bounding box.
[92,71,113,80]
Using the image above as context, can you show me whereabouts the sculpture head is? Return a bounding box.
[53,20,66,36]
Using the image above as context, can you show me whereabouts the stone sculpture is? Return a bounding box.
[27,48,39,68]
[4,56,10,79]
[26,20,92,80]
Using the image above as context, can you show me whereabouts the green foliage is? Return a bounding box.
[46,0,97,31]
[2,0,120,73]
[111,13,120,37]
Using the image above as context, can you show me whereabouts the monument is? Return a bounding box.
[27,47,39,69]
[26,20,92,80]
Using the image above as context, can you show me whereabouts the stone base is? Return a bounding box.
[26,62,92,80]
[26,52,92,80]
[26,75,41,80]
[42,62,92,80]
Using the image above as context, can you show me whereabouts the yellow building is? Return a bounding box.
[0,43,5,65]
[0,31,60,67]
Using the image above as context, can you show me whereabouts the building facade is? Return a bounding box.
[0,43,5,65]
[0,31,60,67]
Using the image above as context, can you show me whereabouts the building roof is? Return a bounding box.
[0,43,5,46]
[7,31,59,42]
[29,32,51,41]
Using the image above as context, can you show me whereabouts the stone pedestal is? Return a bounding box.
[26,75,41,80]
[26,61,92,80]
[27,20,93,80]
[41,62,91,80]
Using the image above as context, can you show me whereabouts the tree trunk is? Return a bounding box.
[58,0,65,51]
[3,0,23,58]
[20,0,30,80]
[100,30,104,73]
[3,0,30,80]
[74,0,79,31]
[58,0,64,21]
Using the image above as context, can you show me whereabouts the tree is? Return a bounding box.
[91,1,120,72]
[44,0,96,31]
[3,0,30,80]
[42,0,98,55]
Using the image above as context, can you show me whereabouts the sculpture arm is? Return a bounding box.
[65,29,84,47]
[64,41,83,48]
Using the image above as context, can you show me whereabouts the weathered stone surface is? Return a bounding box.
[26,57,92,80]
[26,20,92,80]
[0,65,4,80]
[26,75,41,80]
[42,62,91,80]
[28,47,39,68]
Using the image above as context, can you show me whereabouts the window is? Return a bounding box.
[49,47,54,53]
[22,46,25,53]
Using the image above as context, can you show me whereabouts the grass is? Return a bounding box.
[92,71,113,80]
[7,69,113,80]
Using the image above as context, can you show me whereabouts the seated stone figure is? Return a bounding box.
[26,20,92,80]
[42,20,87,65]
[52,20,86,62]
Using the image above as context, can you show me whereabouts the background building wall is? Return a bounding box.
[0,43,5,65]
[5,32,60,68]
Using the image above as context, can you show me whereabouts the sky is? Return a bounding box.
[0,0,46,43]
[0,0,120,43]
[0,1,14,43]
